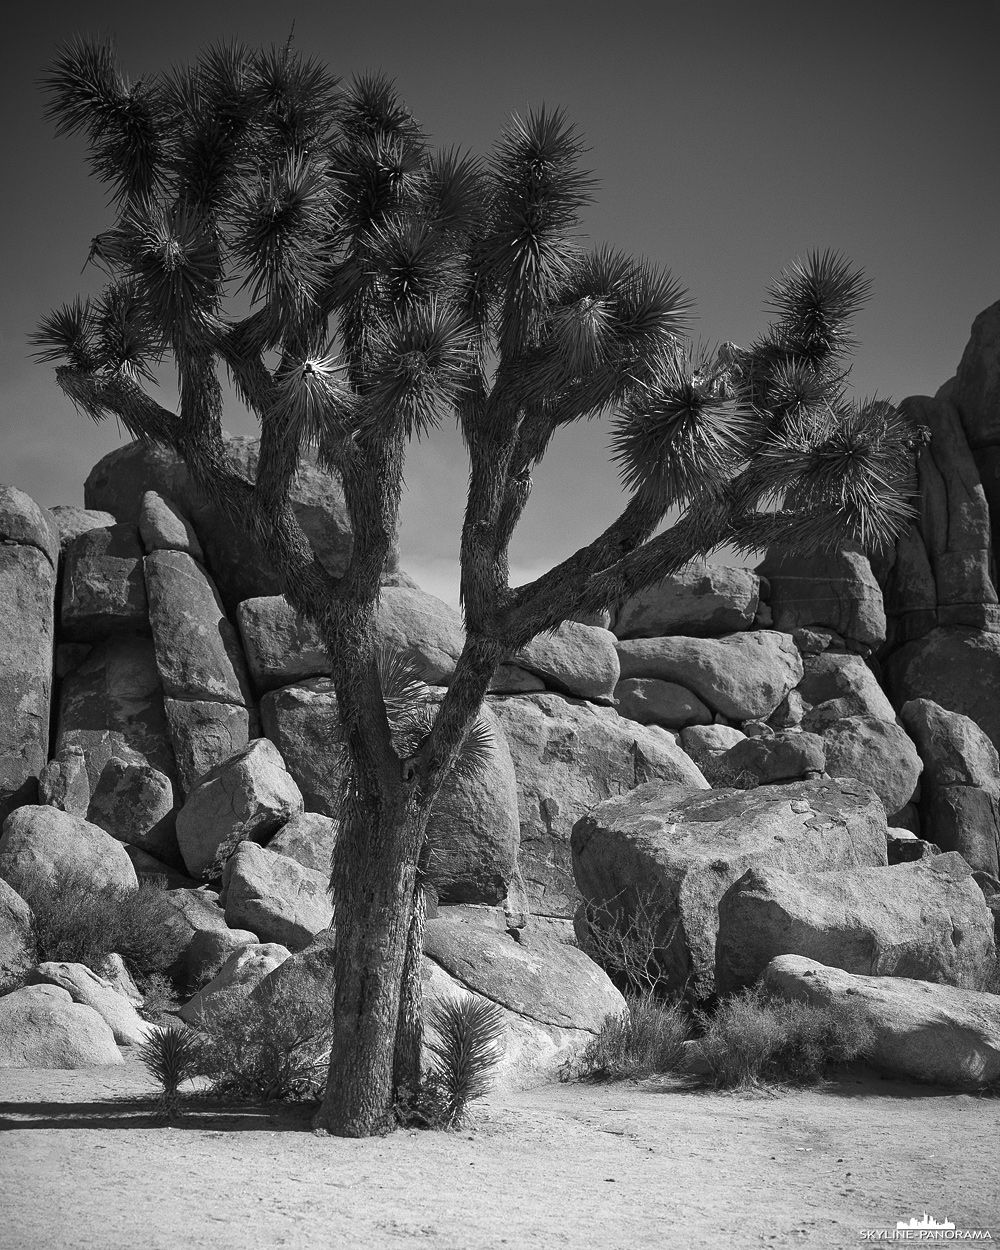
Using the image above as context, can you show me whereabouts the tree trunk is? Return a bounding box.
[313,795,430,1137]
[392,876,429,1097]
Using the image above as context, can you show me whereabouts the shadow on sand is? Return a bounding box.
[0,1096,317,1132]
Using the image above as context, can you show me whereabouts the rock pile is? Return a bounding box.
[1,302,999,1087]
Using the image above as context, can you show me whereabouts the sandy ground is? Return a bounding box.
[0,1060,997,1250]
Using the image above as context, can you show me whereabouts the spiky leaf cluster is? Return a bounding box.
[425,994,506,1126]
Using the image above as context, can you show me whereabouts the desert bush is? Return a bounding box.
[696,986,874,1089]
[577,887,679,997]
[19,865,179,986]
[577,993,691,1081]
[137,1024,203,1120]
[194,980,332,1102]
[398,995,506,1129]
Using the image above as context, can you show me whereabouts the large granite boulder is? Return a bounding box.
[175,739,303,879]
[713,730,826,786]
[900,699,1000,876]
[0,486,58,822]
[615,631,803,721]
[372,587,465,686]
[84,436,384,614]
[571,778,888,999]
[61,523,148,641]
[716,853,997,994]
[145,549,255,791]
[0,805,138,895]
[0,877,34,994]
[138,490,203,558]
[514,622,620,703]
[489,692,708,918]
[757,544,886,650]
[156,887,232,973]
[29,961,153,1045]
[262,682,521,906]
[185,926,259,988]
[613,678,713,730]
[796,652,897,723]
[180,942,292,1026]
[0,983,124,1068]
[422,920,626,1089]
[678,724,746,770]
[885,627,1000,756]
[763,955,1000,1087]
[815,716,923,821]
[47,506,115,554]
[950,302,1000,566]
[220,842,333,950]
[613,563,759,639]
[267,812,339,874]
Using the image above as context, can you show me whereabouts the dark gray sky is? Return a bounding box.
[2,1,998,604]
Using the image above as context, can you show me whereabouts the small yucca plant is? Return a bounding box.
[137,1025,203,1120]
[424,995,506,1128]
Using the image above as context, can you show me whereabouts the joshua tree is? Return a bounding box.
[34,38,920,1136]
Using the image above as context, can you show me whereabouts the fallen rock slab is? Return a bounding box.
[763,954,1000,1087]
[716,853,997,994]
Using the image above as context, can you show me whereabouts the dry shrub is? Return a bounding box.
[18,864,178,985]
[577,887,679,997]
[194,980,332,1102]
[578,993,691,1081]
[696,985,874,1089]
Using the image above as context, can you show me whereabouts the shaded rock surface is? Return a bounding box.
[758,545,886,650]
[267,812,339,874]
[900,699,1000,876]
[489,692,708,918]
[817,716,923,821]
[138,490,202,558]
[796,653,897,723]
[0,877,34,994]
[614,678,713,730]
[514,622,620,703]
[716,853,997,994]
[572,779,888,999]
[763,954,1000,1087]
[714,731,826,786]
[61,524,147,641]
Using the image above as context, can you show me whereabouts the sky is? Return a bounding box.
[2,0,998,606]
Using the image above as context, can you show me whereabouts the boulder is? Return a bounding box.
[886,627,1000,757]
[489,692,709,918]
[374,586,465,685]
[0,983,124,1068]
[250,926,335,1008]
[29,962,153,1045]
[900,699,1000,876]
[38,746,91,817]
[716,853,997,994]
[47,505,116,554]
[796,652,897,723]
[615,631,803,721]
[815,716,923,821]
[138,490,203,558]
[952,300,1000,448]
[768,690,808,729]
[487,665,546,694]
[763,955,1000,1087]
[514,622,620,703]
[162,698,253,795]
[613,678,713,730]
[0,805,138,895]
[757,544,886,650]
[267,812,339,874]
[84,435,380,614]
[185,926,259,989]
[262,682,521,905]
[613,563,759,639]
[77,744,179,865]
[144,548,254,708]
[714,731,826,786]
[678,723,746,768]
[156,887,230,970]
[572,778,888,999]
[123,846,198,890]
[179,942,292,1026]
[175,739,304,879]
[220,842,333,950]
[423,921,626,1089]
[61,523,148,641]
[0,877,34,994]
[0,502,57,823]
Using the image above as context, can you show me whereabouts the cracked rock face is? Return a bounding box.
[571,778,888,999]
[488,692,709,919]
